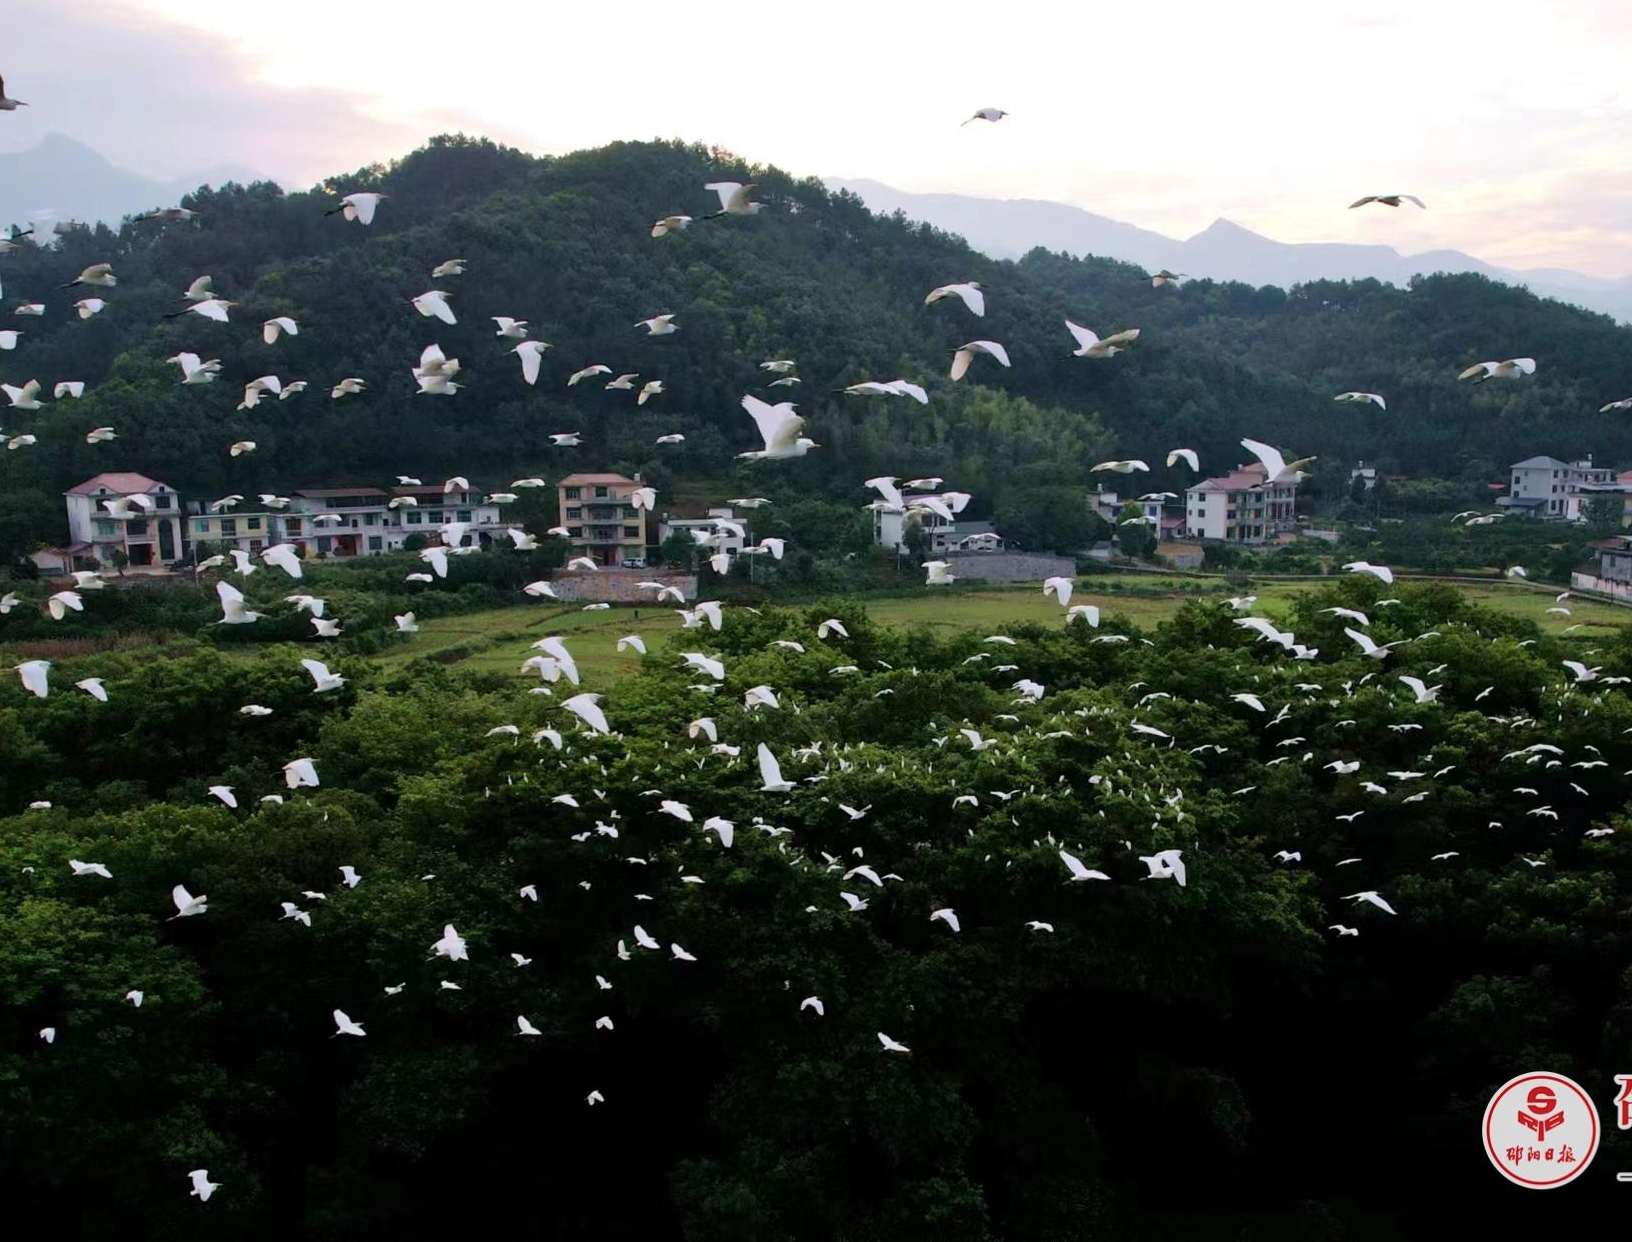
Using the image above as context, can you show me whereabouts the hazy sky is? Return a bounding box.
[4,0,1630,273]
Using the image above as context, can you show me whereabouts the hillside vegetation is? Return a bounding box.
[3,135,1632,562]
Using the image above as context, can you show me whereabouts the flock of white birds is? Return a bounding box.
[3,87,1630,1206]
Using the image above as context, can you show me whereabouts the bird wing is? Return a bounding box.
[1064,320,1100,352]
[1343,627,1378,653]
[1347,196,1377,208]
[518,343,543,385]
[950,348,974,381]
[1239,437,1288,480]
[741,394,803,452]
[974,340,1011,366]
[757,743,786,787]
[705,181,743,210]
[300,658,333,682]
[954,284,984,315]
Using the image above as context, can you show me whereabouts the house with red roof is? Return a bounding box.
[63,472,185,567]
[1183,462,1299,544]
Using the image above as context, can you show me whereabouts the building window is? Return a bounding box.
[407,511,423,524]
[594,486,609,498]
[220,519,237,537]
[567,507,582,520]
[97,520,120,537]
[247,517,262,531]
[286,520,302,535]
[365,513,379,526]
[368,536,383,551]
[565,487,581,500]
[456,510,470,522]
[153,494,171,510]
[428,511,444,523]
[567,526,583,539]
[623,526,640,538]
[193,519,209,534]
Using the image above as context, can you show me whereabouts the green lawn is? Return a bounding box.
[374,604,650,685]
[377,578,1626,691]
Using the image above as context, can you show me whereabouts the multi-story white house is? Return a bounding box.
[63,472,186,567]
[557,473,649,567]
[875,507,1004,553]
[657,508,746,561]
[281,483,504,558]
[1500,455,1616,519]
[1184,463,1298,543]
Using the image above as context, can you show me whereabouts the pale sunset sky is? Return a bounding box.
[3,0,1630,273]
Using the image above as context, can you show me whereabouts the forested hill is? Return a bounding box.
[3,134,1632,550]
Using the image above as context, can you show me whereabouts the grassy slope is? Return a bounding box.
[364,579,1627,692]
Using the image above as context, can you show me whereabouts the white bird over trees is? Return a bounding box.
[1090,460,1149,474]
[301,658,346,693]
[1043,576,1073,608]
[758,744,796,792]
[1342,560,1394,584]
[878,1032,913,1054]
[1167,448,1199,471]
[636,313,678,335]
[925,282,984,315]
[562,692,610,734]
[168,351,222,385]
[738,393,818,459]
[1350,194,1425,209]
[950,340,1010,380]
[1459,357,1536,382]
[70,859,113,878]
[215,581,263,625]
[568,364,611,386]
[170,884,208,919]
[703,182,762,217]
[332,1010,365,1037]
[1344,628,1403,660]
[842,379,929,403]
[1060,849,1110,882]
[1399,676,1441,704]
[514,339,551,385]
[1334,391,1385,408]
[1345,891,1397,915]
[262,316,298,344]
[431,924,468,961]
[3,379,42,409]
[14,660,50,697]
[412,290,456,325]
[652,215,692,237]
[166,297,234,324]
[1139,849,1187,886]
[325,192,387,224]
[188,1169,220,1202]
[1065,321,1139,358]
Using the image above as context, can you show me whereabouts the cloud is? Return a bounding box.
[0,0,486,184]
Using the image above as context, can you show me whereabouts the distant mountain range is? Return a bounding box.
[0,133,270,232]
[5,136,1626,323]
[825,178,1632,324]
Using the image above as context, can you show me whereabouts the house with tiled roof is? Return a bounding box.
[557,473,650,567]
[1183,463,1298,544]
[63,472,185,567]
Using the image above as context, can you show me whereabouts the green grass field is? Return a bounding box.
[366,576,1628,691]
